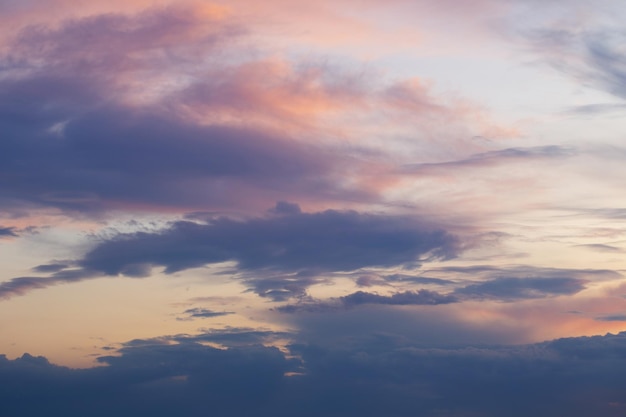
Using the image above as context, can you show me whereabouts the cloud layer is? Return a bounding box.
[4,330,626,417]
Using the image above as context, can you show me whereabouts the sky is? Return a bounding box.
[2,0,626,415]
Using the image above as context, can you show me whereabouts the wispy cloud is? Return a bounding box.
[177,308,234,321]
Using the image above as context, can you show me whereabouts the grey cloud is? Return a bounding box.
[177,308,234,320]
[595,314,626,322]
[77,207,459,297]
[0,269,100,300]
[0,226,17,237]
[575,208,626,220]
[403,145,575,173]
[574,243,623,253]
[277,289,458,314]
[0,7,364,216]
[341,290,458,306]
[78,206,459,275]
[32,263,70,273]
[6,330,626,416]
[384,273,456,286]
[2,205,460,300]
[455,277,587,301]
[0,102,335,213]
[416,265,620,302]
[426,264,621,281]
[122,328,291,349]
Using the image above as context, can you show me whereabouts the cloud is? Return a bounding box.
[525,26,626,99]
[0,102,338,213]
[5,329,626,416]
[415,265,620,302]
[79,206,458,274]
[0,5,353,214]
[574,243,623,253]
[0,226,17,237]
[277,289,458,313]
[595,314,626,322]
[402,145,576,173]
[177,308,234,320]
[455,276,587,301]
[563,103,626,116]
[384,273,456,286]
[0,269,101,300]
[0,2,523,218]
[31,263,70,273]
[1,204,460,300]
[0,341,293,417]
[340,290,458,306]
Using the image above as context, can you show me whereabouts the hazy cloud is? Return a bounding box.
[0,226,17,237]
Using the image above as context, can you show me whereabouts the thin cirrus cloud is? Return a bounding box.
[523,24,626,100]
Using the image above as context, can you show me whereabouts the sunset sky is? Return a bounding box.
[3,0,626,415]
